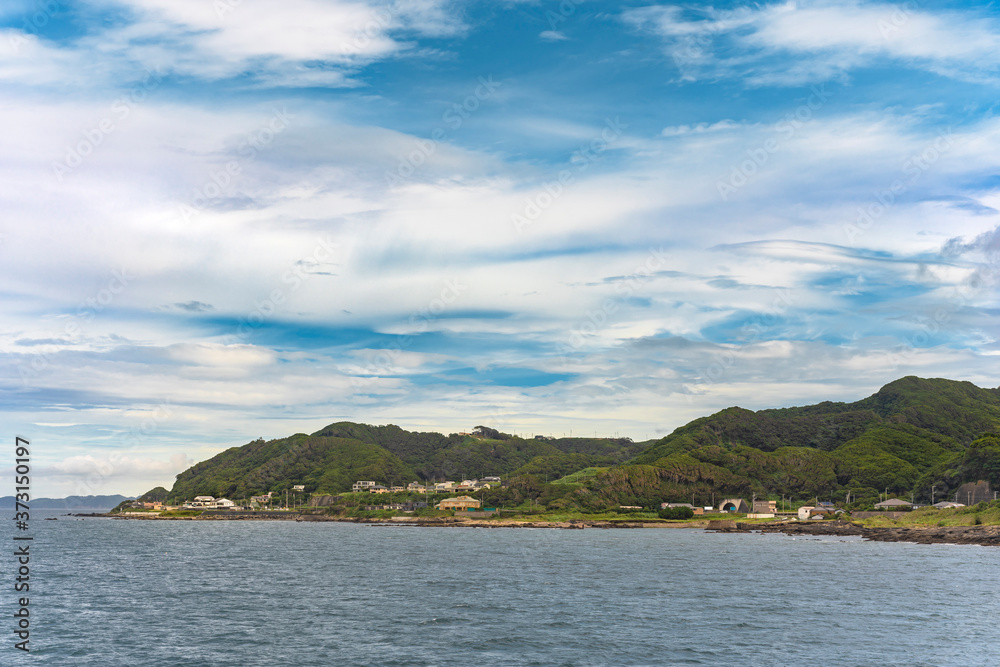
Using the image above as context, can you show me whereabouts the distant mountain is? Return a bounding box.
[0,494,131,510]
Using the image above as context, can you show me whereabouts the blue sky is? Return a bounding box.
[1,0,999,496]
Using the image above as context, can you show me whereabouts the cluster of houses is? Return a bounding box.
[127,495,238,511]
[655,497,971,520]
[351,478,501,495]
[131,487,309,512]
[184,495,237,510]
[146,480,976,519]
[363,495,495,515]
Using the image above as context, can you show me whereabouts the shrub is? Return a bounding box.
[658,506,695,520]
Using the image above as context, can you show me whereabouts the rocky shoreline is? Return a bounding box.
[79,512,1000,544]
[719,519,1000,547]
[91,512,707,529]
[297,515,709,529]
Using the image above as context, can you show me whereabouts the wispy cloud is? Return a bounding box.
[625,1,1000,85]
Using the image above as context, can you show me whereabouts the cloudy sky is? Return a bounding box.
[2,0,999,497]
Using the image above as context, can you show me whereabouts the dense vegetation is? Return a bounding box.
[590,377,999,508]
[168,435,417,503]
[166,424,643,504]
[138,487,168,502]
[165,376,1000,511]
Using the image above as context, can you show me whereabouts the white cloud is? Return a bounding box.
[0,0,464,87]
[539,30,568,41]
[661,120,741,136]
[625,1,1000,85]
[3,0,1000,496]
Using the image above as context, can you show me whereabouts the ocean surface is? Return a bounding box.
[3,511,999,666]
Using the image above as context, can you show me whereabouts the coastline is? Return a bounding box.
[84,511,1000,545]
[722,519,1000,547]
[90,512,709,529]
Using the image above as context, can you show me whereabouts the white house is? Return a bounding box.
[214,498,236,509]
[797,506,815,520]
[933,501,965,509]
[352,481,377,493]
[194,495,214,503]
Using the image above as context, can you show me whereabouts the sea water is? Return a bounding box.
[3,513,999,666]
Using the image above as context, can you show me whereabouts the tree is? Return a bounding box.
[472,426,512,440]
[138,486,169,503]
[658,506,695,520]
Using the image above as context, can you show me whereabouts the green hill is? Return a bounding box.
[168,434,417,502]
[164,376,1000,509]
[595,377,1000,507]
[166,424,643,503]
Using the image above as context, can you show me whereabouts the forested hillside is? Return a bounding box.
[167,424,642,502]
[591,377,1000,506]
[166,376,1000,508]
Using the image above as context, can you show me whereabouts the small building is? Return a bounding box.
[249,492,274,508]
[720,499,750,514]
[481,476,501,483]
[407,481,427,493]
[292,485,305,492]
[797,506,815,520]
[661,503,704,515]
[933,501,965,509]
[752,500,777,514]
[194,495,215,503]
[875,498,913,510]
[368,486,389,494]
[352,481,377,493]
[215,498,236,509]
[437,496,481,511]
